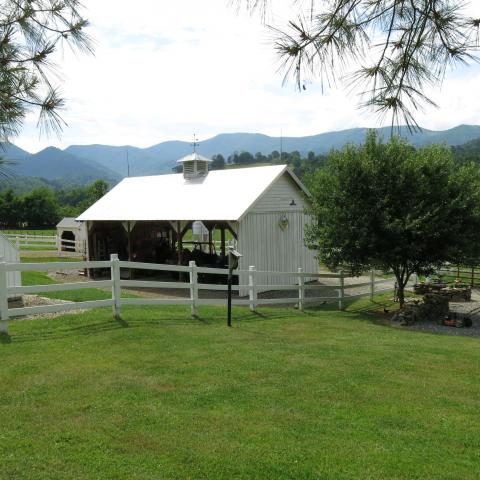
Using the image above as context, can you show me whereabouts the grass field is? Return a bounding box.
[1,286,479,479]
[0,229,56,236]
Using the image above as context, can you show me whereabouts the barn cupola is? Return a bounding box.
[177,135,212,180]
[177,152,212,180]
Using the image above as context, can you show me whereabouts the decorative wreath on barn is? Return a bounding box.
[279,214,289,230]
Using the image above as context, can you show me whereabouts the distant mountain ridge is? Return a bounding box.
[56,124,480,176]
[2,124,480,185]
[1,144,120,184]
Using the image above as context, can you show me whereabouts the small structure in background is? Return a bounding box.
[0,233,21,295]
[56,218,87,254]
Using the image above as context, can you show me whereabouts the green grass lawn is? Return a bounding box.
[20,256,81,263]
[19,256,121,303]
[1,229,56,236]
[1,299,479,479]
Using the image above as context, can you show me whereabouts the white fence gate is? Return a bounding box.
[0,254,397,335]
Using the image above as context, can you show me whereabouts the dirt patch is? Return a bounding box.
[48,268,89,284]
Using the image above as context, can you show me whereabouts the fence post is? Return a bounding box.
[370,269,375,301]
[55,235,62,257]
[0,258,9,335]
[110,254,121,319]
[338,270,344,311]
[298,267,305,311]
[249,266,256,312]
[471,267,475,287]
[189,260,198,316]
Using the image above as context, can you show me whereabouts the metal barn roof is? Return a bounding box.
[77,164,305,222]
[57,217,83,229]
[176,152,212,163]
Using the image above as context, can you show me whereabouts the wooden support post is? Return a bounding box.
[0,258,9,335]
[220,227,226,259]
[189,260,198,316]
[110,254,121,319]
[249,266,256,312]
[471,266,475,287]
[177,221,183,265]
[298,267,304,311]
[176,221,184,281]
[338,270,345,311]
[370,269,375,301]
[208,228,213,255]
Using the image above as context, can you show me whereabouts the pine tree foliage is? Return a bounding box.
[0,0,92,143]
[236,0,479,130]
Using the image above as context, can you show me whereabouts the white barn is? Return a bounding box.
[0,233,21,294]
[77,155,318,291]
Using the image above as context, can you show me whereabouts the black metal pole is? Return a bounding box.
[227,268,232,327]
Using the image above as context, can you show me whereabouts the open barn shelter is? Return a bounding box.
[77,153,318,289]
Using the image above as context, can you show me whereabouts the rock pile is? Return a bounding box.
[392,293,449,326]
[413,284,471,301]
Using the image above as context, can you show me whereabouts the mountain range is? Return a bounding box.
[2,124,480,186]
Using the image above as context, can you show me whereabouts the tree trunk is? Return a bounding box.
[397,282,405,308]
[393,269,410,309]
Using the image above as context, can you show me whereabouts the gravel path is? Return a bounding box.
[404,289,480,337]
[10,294,86,321]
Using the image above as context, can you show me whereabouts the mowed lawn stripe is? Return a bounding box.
[1,305,479,479]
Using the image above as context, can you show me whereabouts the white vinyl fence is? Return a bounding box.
[0,254,397,335]
[0,233,21,293]
[2,233,85,256]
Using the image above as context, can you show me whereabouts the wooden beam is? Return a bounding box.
[177,221,183,266]
[220,227,225,258]
[226,222,238,240]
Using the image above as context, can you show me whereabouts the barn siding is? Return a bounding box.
[0,233,21,293]
[250,173,308,213]
[237,211,318,295]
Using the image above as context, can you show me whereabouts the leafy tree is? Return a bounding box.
[0,188,23,228]
[305,132,480,306]
[254,152,267,163]
[88,179,108,203]
[237,1,479,129]
[211,154,226,170]
[0,0,91,143]
[22,187,60,227]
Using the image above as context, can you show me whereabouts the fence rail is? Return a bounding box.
[0,255,398,335]
[2,233,85,256]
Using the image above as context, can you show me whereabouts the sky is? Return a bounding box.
[15,0,480,153]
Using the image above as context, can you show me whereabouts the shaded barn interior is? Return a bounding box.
[88,220,236,279]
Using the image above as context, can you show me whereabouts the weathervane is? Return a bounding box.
[191,134,199,153]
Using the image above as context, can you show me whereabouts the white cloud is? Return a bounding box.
[15,0,480,153]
